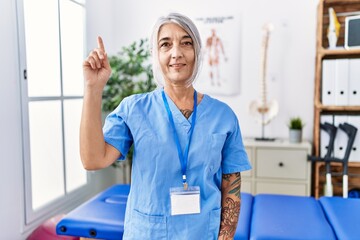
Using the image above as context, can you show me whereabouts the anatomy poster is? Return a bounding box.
[194,15,241,95]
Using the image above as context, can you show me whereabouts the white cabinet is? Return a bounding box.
[242,139,312,196]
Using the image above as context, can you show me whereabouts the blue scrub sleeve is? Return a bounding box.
[103,103,133,160]
[221,118,251,174]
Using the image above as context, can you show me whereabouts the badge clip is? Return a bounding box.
[182,175,188,190]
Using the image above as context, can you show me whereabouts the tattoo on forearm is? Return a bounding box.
[219,172,242,239]
[223,172,241,198]
[229,173,241,198]
[219,197,241,238]
[222,173,231,182]
[180,109,193,119]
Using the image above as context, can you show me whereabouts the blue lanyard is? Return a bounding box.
[162,89,197,189]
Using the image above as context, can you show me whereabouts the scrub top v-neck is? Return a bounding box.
[103,88,251,240]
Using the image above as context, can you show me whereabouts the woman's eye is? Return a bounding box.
[160,42,170,48]
[182,41,193,46]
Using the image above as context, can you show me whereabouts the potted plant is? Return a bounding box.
[102,38,157,179]
[288,117,304,143]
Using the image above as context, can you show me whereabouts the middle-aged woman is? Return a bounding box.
[80,12,251,240]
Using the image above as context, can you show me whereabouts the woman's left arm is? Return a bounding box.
[218,172,241,240]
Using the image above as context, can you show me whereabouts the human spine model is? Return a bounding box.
[249,23,279,139]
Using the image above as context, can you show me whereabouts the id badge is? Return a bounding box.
[170,186,201,215]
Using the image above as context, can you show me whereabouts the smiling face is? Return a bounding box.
[157,23,195,86]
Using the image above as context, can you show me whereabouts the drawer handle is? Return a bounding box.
[278,162,284,167]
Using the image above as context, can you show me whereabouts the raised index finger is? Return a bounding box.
[97,36,105,51]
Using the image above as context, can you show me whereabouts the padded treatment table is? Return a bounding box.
[250,194,336,240]
[58,184,360,240]
[56,184,130,239]
[320,196,360,240]
[235,192,254,240]
[57,185,252,239]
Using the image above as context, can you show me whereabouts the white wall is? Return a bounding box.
[88,0,318,142]
[0,0,24,238]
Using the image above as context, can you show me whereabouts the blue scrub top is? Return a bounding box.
[103,88,251,240]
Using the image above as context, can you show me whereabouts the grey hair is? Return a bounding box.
[150,12,202,87]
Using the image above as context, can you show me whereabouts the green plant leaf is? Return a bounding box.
[288,117,304,130]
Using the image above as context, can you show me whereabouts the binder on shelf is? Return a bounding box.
[322,60,336,105]
[334,116,349,160]
[335,59,349,106]
[348,116,360,162]
[349,58,360,106]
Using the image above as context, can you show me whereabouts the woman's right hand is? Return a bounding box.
[83,36,112,91]
[80,36,121,170]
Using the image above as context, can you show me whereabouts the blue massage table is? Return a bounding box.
[250,194,336,240]
[320,197,360,240]
[57,184,360,239]
[57,184,130,239]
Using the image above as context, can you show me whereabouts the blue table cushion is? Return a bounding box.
[320,196,360,240]
[56,184,130,240]
[250,194,336,240]
[235,192,254,240]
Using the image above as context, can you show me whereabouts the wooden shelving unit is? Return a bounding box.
[313,0,360,198]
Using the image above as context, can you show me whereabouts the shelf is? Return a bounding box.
[314,161,360,198]
[315,104,360,112]
[324,0,360,7]
[319,48,360,58]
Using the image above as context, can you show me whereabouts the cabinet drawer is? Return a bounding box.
[255,181,308,196]
[256,148,308,180]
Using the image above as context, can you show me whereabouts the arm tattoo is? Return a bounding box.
[222,172,241,198]
[222,173,231,182]
[219,172,242,239]
[229,172,241,198]
[180,109,193,119]
[219,198,241,237]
